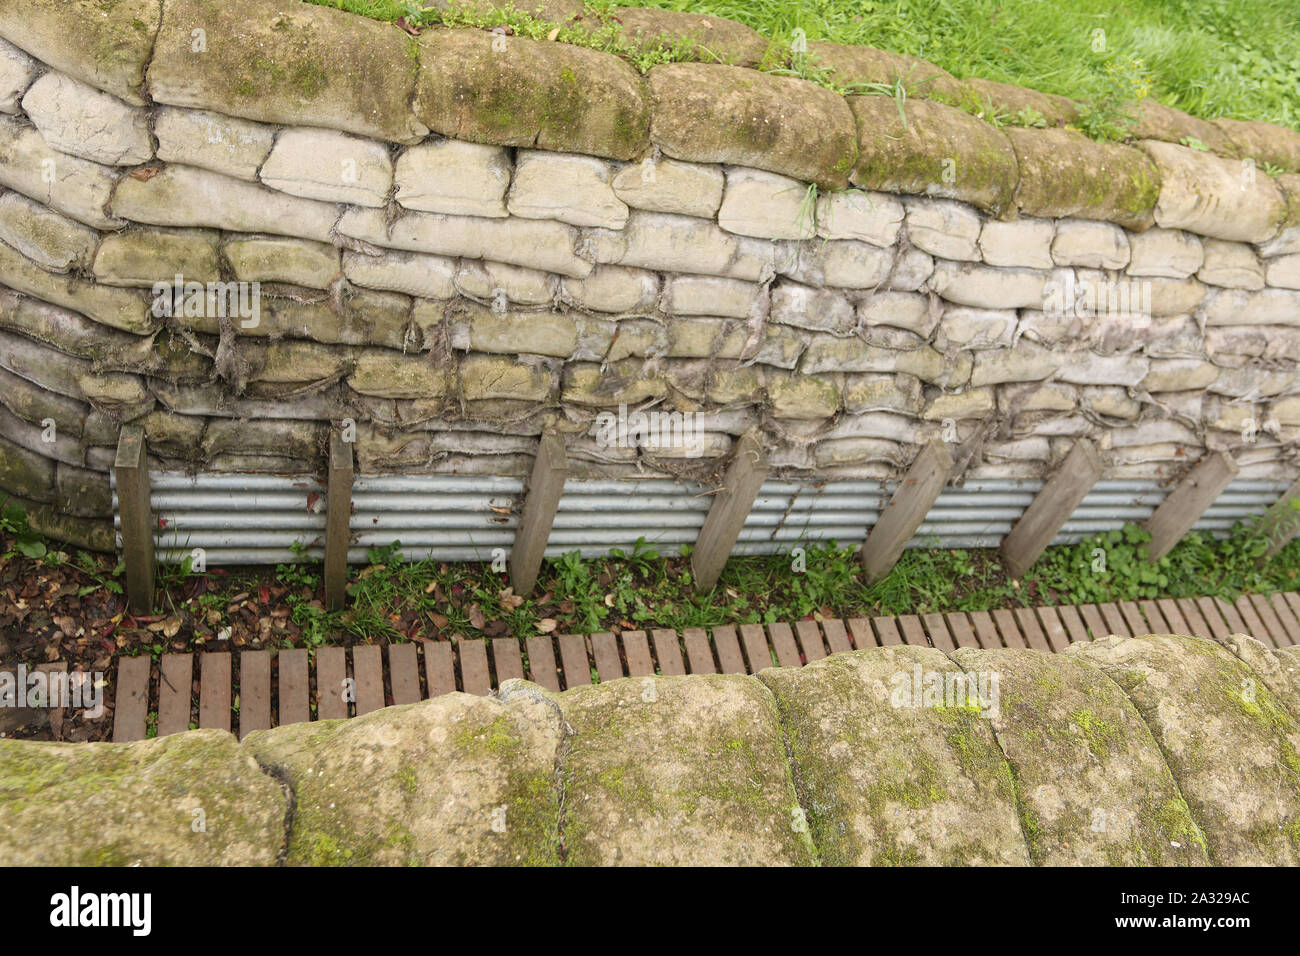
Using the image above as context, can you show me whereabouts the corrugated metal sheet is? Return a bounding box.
[112,471,1290,566]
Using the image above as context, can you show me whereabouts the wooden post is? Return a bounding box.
[1000,439,1105,578]
[1255,475,1300,558]
[861,439,954,584]
[691,431,768,592]
[324,429,353,612]
[509,432,567,595]
[1142,451,1238,562]
[114,424,154,616]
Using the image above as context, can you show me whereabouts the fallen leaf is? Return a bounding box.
[468,604,486,629]
[129,166,160,182]
[537,618,558,633]
[547,27,560,41]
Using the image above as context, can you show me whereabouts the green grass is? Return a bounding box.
[307,0,1299,132]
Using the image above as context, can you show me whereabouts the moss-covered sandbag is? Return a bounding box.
[1005,127,1160,231]
[610,7,772,67]
[964,77,1078,127]
[415,28,649,161]
[1132,100,1236,155]
[544,674,816,866]
[951,646,1209,866]
[805,40,970,107]
[849,96,1019,214]
[758,647,1029,866]
[242,690,565,866]
[1212,118,1300,174]
[648,63,857,189]
[0,729,286,865]
[147,0,428,144]
[1065,634,1300,865]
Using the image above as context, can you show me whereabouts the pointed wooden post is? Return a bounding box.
[324,429,353,612]
[692,431,768,592]
[1142,451,1238,562]
[1001,439,1105,578]
[510,432,567,595]
[1256,475,1300,558]
[861,439,954,584]
[114,424,154,616]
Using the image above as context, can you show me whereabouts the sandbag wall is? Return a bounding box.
[1,0,1300,554]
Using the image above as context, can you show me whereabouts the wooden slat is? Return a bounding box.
[425,642,459,697]
[1079,604,1109,639]
[1034,607,1069,653]
[945,612,979,648]
[316,646,348,719]
[691,431,769,592]
[739,624,775,671]
[923,613,955,651]
[1057,604,1090,644]
[522,636,559,691]
[1234,596,1273,647]
[651,629,686,675]
[1098,603,1130,638]
[459,639,492,695]
[388,644,422,705]
[683,628,718,673]
[114,424,154,616]
[324,430,354,612]
[992,609,1028,648]
[621,631,656,677]
[238,650,271,739]
[713,626,748,674]
[1000,439,1104,578]
[1142,451,1238,561]
[1014,608,1051,652]
[1247,594,1287,649]
[1176,598,1212,639]
[1268,594,1300,645]
[509,433,567,595]
[847,618,876,648]
[157,653,192,738]
[198,652,231,732]
[557,634,592,689]
[491,638,525,685]
[277,648,310,726]
[1118,601,1148,636]
[1253,477,1300,557]
[111,655,150,743]
[590,632,624,681]
[1283,593,1300,640]
[1139,600,1169,633]
[861,439,954,583]
[1156,599,1189,635]
[767,623,803,666]
[821,619,853,655]
[1194,597,1231,641]
[898,614,929,647]
[1215,597,1247,634]
[794,621,827,662]
[968,611,1001,649]
[351,645,384,715]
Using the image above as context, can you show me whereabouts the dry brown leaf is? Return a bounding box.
[537,618,558,633]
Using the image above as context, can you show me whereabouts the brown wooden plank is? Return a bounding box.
[1034,607,1069,652]
[522,636,559,691]
[1176,598,1212,639]
[1142,451,1238,561]
[1283,593,1300,642]
[157,653,192,738]
[945,612,979,648]
[821,619,853,655]
[873,616,904,646]
[739,624,775,671]
[1001,439,1104,578]
[1156,599,1189,635]
[713,625,748,673]
[198,652,231,732]
[509,433,567,595]
[1253,477,1300,557]
[425,642,459,697]
[324,430,354,612]
[794,621,827,662]
[111,655,151,743]
[1078,603,1108,639]
[1139,600,1169,633]
[1098,602,1130,638]
[1234,596,1274,648]
[351,645,384,715]
[861,439,954,582]
[388,643,422,705]
[1118,601,1148,636]
[898,614,929,647]
[847,617,876,648]
[621,631,656,677]
[683,628,718,673]
[1268,594,1300,645]
[459,639,492,695]
[114,424,154,616]
[491,638,525,685]
[923,613,956,652]
[691,431,769,592]
[992,608,1028,648]
[767,623,802,666]
[1215,597,1247,634]
[277,648,310,726]
[651,628,686,675]
[968,611,1001,649]
[1247,594,1288,649]
[1014,607,1052,652]
[556,634,592,689]
[316,646,348,719]
[590,632,624,681]
[1057,604,1090,644]
[238,650,271,739]
[1194,597,1231,641]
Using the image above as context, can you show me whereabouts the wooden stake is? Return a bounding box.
[1001,438,1105,578]
[1256,475,1300,558]
[1142,451,1238,562]
[509,432,567,595]
[861,439,954,584]
[114,424,154,616]
[691,431,769,592]
[324,429,353,612]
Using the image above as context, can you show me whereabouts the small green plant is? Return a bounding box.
[1077,54,1150,142]
[1180,136,1210,151]
[1012,106,1048,128]
[0,501,46,560]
